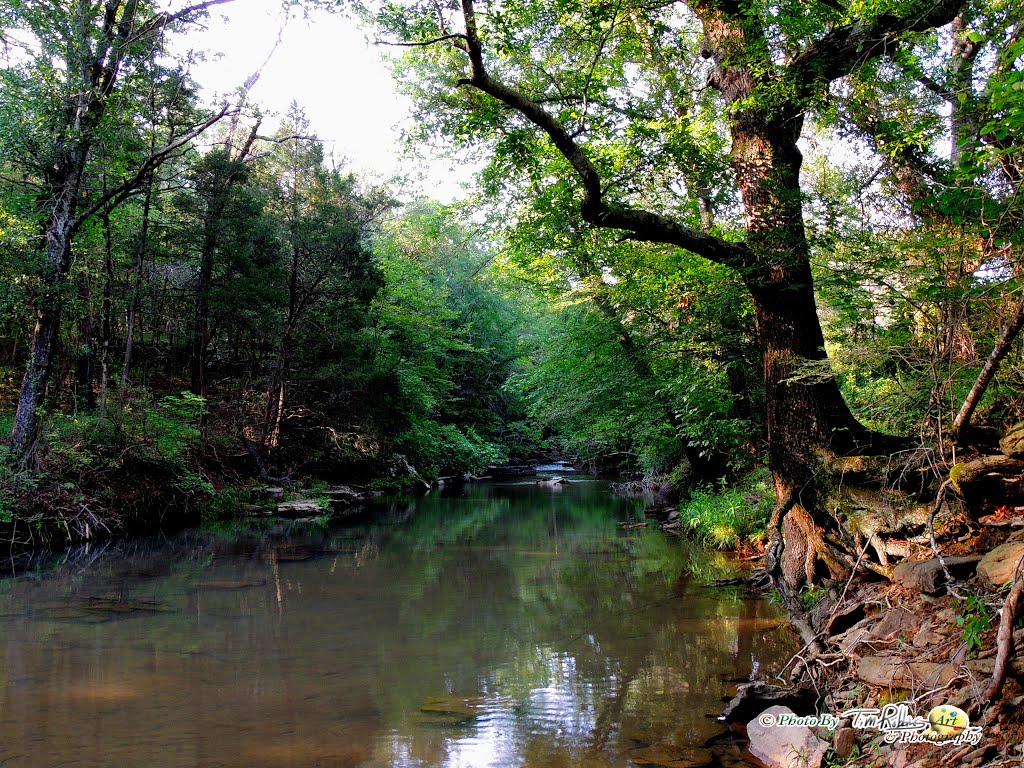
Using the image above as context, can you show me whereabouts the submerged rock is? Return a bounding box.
[746,706,828,768]
[418,694,485,722]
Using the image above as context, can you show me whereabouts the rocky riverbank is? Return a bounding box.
[723,520,1024,767]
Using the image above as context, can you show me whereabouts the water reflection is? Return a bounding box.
[0,480,792,767]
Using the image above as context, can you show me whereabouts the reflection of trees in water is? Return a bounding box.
[0,484,795,768]
[363,484,794,767]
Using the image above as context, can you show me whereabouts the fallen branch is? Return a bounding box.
[981,553,1024,705]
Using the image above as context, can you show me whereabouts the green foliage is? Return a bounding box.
[362,201,526,474]
[956,594,993,652]
[676,468,773,549]
[199,486,252,525]
[142,393,206,465]
[396,420,505,478]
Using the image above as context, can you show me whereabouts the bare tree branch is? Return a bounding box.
[72,103,233,231]
[127,0,237,45]
[375,33,469,48]
[954,290,1024,442]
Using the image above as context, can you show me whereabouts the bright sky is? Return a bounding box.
[179,0,474,200]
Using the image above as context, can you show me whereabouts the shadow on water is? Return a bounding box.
[0,478,794,767]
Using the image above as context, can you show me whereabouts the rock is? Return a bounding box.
[842,487,931,535]
[323,486,364,512]
[537,476,569,486]
[912,623,946,648]
[833,616,876,655]
[962,745,997,767]
[869,608,921,640]
[977,542,1024,588]
[263,486,284,500]
[947,681,987,711]
[833,727,857,759]
[962,657,1024,676]
[418,694,485,723]
[720,682,817,724]
[892,556,981,594]
[746,706,828,768]
[857,656,960,688]
[630,745,714,767]
[1000,423,1024,459]
[978,513,1024,528]
[275,500,324,517]
[832,455,892,484]
[324,485,361,502]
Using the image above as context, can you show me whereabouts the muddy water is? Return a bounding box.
[0,479,793,767]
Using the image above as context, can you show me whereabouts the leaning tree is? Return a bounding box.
[371,0,976,590]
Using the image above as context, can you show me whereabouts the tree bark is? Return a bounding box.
[11,172,82,463]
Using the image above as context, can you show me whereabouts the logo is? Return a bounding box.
[925,705,970,741]
[758,702,983,747]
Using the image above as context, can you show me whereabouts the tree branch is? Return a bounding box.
[788,0,967,100]
[128,0,237,44]
[954,291,1024,442]
[375,33,468,48]
[916,72,954,101]
[71,103,233,232]
[454,0,752,270]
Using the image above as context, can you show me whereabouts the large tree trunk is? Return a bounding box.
[11,178,81,464]
[11,306,63,463]
[732,111,869,585]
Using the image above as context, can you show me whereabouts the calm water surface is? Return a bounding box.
[0,478,793,767]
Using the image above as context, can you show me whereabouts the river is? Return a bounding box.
[0,476,792,767]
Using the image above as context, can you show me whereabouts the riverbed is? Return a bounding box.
[0,477,792,767]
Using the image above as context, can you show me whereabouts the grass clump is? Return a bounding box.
[677,467,773,549]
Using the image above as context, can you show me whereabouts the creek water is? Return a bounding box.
[0,477,793,767]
